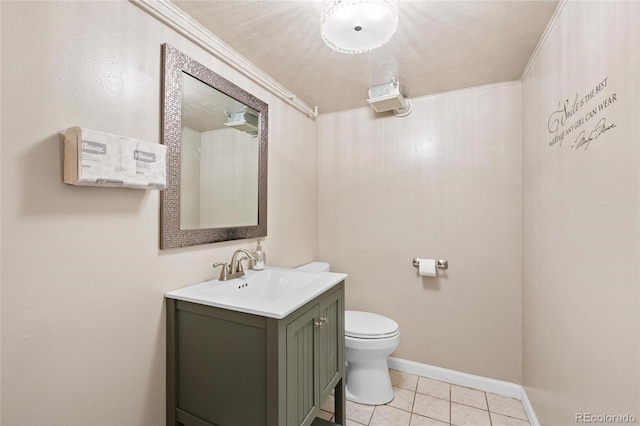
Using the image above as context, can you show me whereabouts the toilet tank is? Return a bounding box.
[295,262,330,273]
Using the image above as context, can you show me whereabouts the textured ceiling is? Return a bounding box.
[172,0,559,114]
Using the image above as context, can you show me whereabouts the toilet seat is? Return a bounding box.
[345,311,399,339]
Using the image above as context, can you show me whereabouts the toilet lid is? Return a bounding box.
[345,311,399,339]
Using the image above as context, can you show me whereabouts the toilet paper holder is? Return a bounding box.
[412,258,448,271]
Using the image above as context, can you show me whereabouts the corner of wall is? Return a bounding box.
[520,0,567,82]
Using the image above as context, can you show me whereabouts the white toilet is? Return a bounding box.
[344,310,400,405]
[295,262,400,406]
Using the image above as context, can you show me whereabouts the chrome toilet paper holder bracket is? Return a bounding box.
[412,258,449,270]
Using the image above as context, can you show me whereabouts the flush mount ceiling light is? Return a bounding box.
[321,0,398,54]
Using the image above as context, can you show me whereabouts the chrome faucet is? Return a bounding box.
[212,249,255,281]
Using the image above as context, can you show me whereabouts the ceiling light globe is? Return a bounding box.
[321,0,398,54]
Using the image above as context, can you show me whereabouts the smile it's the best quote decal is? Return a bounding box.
[547,77,617,150]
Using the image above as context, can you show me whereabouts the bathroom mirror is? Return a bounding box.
[160,44,268,249]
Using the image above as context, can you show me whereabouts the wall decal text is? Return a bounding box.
[547,77,617,150]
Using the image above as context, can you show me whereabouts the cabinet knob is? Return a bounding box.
[315,317,328,328]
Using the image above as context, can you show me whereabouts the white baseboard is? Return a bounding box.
[519,387,540,426]
[387,357,539,426]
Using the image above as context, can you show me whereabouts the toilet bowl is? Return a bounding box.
[294,262,400,405]
[344,310,400,405]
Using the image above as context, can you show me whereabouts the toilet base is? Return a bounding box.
[345,358,395,405]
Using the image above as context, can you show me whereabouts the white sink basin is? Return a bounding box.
[165,267,347,319]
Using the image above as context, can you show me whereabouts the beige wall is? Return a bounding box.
[0,1,318,424]
[3,1,640,425]
[318,83,523,383]
[522,1,640,424]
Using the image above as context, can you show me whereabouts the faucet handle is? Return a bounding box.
[213,262,229,280]
[236,256,250,273]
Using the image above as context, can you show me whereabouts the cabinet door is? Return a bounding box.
[317,290,343,400]
[286,306,319,426]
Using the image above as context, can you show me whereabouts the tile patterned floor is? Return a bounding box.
[317,369,531,426]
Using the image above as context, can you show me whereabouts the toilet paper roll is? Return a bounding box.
[418,258,437,277]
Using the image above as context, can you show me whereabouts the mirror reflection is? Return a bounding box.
[160,43,268,249]
[180,73,259,230]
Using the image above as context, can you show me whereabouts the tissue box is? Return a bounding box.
[122,139,167,189]
[63,126,166,189]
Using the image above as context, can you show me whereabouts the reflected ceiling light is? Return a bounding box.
[321,0,398,54]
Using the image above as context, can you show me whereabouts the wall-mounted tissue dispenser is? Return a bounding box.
[63,126,167,189]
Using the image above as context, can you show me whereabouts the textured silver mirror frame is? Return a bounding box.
[160,44,268,249]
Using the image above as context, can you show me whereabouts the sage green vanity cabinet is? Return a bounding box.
[166,281,345,426]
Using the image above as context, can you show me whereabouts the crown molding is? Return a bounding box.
[130,0,318,118]
[520,0,568,81]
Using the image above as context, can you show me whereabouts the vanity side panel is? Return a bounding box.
[333,283,346,425]
[316,282,345,424]
[266,318,283,426]
[286,305,320,426]
[318,284,343,399]
[166,299,177,426]
[175,302,268,426]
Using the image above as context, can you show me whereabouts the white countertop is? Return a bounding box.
[165,266,347,319]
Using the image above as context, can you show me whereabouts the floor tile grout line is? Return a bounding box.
[449,383,452,425]
[486,391,493,426]
[407,387,417,426]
